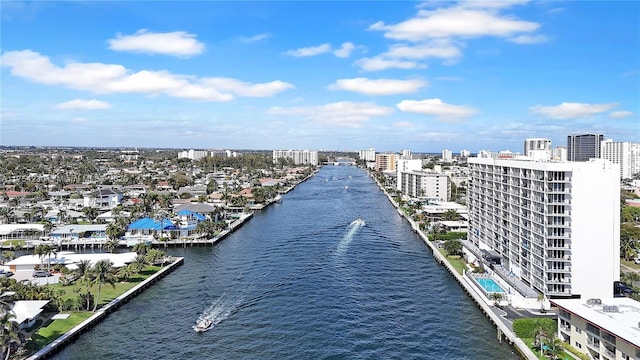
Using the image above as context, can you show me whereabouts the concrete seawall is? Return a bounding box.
[26,257,185,360]
[370,171,537,360]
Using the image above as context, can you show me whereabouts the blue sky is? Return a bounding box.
[1,1,638,153]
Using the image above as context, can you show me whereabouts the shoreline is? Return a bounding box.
[367,169,537,360]
[26,257,185,360]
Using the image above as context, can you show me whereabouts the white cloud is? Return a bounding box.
[334,42,356,58]
[458,0,530,9]
[267,101,393,128]
[54,99,112,110]
[285,43,331,57]
[383,41,462,59]
[530,102,618,119]
[509,34,549,44]
[609,110,633,119]
[0,50,292,102]
[328,78,426,96]
[241,33,270,43]
[108,29,205,57]
[200,78,295,97]
[369,7,539,41]
[397,98,479,119]
[393,121,415,128]
[355,57,424,72]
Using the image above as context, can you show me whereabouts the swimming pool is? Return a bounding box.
[475,277,505,293]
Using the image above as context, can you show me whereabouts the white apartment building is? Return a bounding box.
[442,149,453,161]
[359,148,376,162]
[272,150,319,166]
[396,159,423,191]
[399,171,450,201]
[552,146,567,161]
[178,149,209,160]
[460,149,471,158]
[467,157,620,299]
[524,138,552,156]
[400,149,412,159]
[551,297,640,360]
[600,140,640,179]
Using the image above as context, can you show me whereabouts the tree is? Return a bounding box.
[537,293,546,312]
[0,310,23,360]
[489,292,503,306]
[82,206,98,223]
[621,236,637,261]
[132,243,150,256]
[74,259,94,310]
[117,264,138,282]
[106,223,124,242]
[104,239,120,253]
[92,259,116,312]
[443,209,460,221]
[443,239,463,256]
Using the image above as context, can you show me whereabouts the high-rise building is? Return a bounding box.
[567,133,604,161]
[177,149,209,160]
[552,146,567,161]
[272,150,318,166]
[600,140,640,179]
[396,159,423,191]
[442,149,453,161]
[467,157,620,299]
[359,148,376,162]
[400,149,412,159]
[460,149,471,158]
[375,153,396,172]
[523,138,551,157]
[399,171,450,201]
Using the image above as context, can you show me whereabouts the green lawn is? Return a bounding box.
[26,312,93,350]
[438,249,467,275]
[24,265,163,354]
[0,239,26,247]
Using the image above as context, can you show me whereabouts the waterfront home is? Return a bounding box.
[50,225,108,244]
[12,300,50,330]
[6,251,137,273]
[0,224,45,241]
[127,217,177,239]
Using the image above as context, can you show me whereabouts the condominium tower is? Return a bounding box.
[600,140,640,179]
[272,150,319,166]
[467,157,620,299]
[375,153,396,172]
[567,133,604,161]
[524,138,551,157]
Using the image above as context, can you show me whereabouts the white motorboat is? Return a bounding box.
[194,316,212,333]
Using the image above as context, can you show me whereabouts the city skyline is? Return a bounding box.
[1,1,638,152]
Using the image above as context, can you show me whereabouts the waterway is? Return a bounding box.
[51,165,519,359]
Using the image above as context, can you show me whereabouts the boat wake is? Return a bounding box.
[193,294,239,332]
[336,218,365,254]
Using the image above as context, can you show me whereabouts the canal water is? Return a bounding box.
[52,165,519,360]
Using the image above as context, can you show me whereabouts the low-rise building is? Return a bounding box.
[551,297,640,360]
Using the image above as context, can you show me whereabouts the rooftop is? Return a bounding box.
[551,297,640,348]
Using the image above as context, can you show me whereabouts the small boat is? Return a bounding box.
[274,194,282,203]
[194,316,212,333]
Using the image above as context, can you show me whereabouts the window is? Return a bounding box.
[575,342,581,349]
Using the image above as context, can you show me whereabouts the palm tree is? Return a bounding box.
[116,264,138,282]
[132,243,149,256]
[443,239,463,256]
[104,239,119,253]
[75,259,93,310]
[44,245,57,272]
[537,293,546,312]
[489,292,503,306]
[0,311,22,360]
[92,259,116,312]
[33,244,47,270]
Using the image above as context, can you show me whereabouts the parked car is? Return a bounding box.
[0,270,14,278]
[32,270,51,278]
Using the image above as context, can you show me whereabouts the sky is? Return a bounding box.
[1,1,639,153]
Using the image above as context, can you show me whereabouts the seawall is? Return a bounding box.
[369,170,537,360]
[26,257,185,360]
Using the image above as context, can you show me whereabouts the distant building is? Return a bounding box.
[83,189,122,209]
[272,150,318,166]
[468,157,620,299]
[567,133,604,161]
[178,149,209,161]
[460,149,471,158]
[523,138,551,157]
[399,171,450,201]
[600,140,640,179]
[442,149,453,161]
[396,159,423,191]
[400,149,412,159]
[552,146,567,161]
[359,148,376,162]
[375,153,396,172]
[551,297,640,360]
